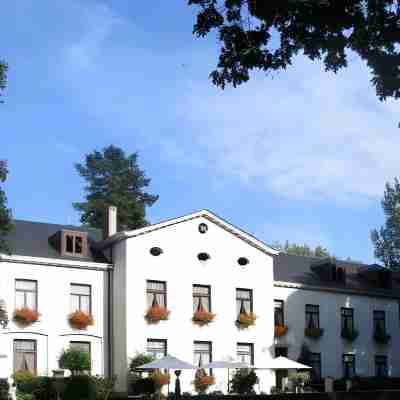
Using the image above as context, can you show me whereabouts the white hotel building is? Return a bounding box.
[0,209,400,394]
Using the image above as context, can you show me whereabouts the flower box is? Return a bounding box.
[145,305,170,323]
[237,312,256,328]
[193,310,215,326]
[274,325,289,337]
[304,327,324,339]
[194,374,215,393]
[341,328,359,342]
[150,371,170,388]
[68,311,94,330]
[13,308,40,326]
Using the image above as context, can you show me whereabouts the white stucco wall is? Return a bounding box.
[0,256,110,378]
[273,284,400,378]
[112,216,276,394]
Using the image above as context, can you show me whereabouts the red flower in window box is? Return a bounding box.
[237,312,257,328]
[193,310,215,326]
[274,325,289,337]
[150,371,170,388]
[194,371,215,394]
[145,305,170,323]
[13,308,40,326]
[68,311,94,330]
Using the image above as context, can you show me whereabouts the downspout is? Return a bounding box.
[107,247,114,378]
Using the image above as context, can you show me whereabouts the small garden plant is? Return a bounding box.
[13,308,40,326]
[59,348,91,375]
[229,368,259,394]
[193,368,215,394]
[192,303,215,326]
[68,311,94,330]
[145,304,170,323]
[237,311,256,328]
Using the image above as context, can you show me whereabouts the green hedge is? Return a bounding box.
[0,379,9,400]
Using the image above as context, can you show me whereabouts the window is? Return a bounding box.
[147,339,167,359]
[194,341,212,369]
[15,280,37,310]
[146,281,167,308]
[343,354,355,378]
[275,347,288,357]
[237,257,249,266]
[237,343,254,365]
[310,353,322,381]
[193,285,211,312]
[70,342,91,371]
[62,230,87,257]
[305,304,320,329]
[274,300,284,326]
[375,355,388,377]
[236,289,253,315]
[14,340,36,374]
[341,308,354,332]
[373,310,386,334]
[70,284,91,313]
[150,247,163,256]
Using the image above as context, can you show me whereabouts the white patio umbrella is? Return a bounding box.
[202,360,249,393]
[137,355,196,395]
[258,356,312,370]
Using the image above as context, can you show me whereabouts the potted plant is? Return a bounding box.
[13,308,40,326]
[145,296,170,323]
[68,311,94,330]
[275,325,289,337]
[192,301,215,326]
[237,311,257,328]
[229,368,259,394]
[304,327,324,339]
[150,371,170,389]
[193,369,215,394]
[59,348,91,376]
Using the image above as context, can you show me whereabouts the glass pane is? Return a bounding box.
[70,342,90,353]
[14,341,35,351]
[25,292,36,310]
[236,290,250,300]
[193,286,210,296]
[15,292,25,309]
[71,295,80,312]
[147,281,165,292]
[80,296,90,313]
[66,235,74,253]
[71,284,90,296]
[75,236,83,254]
[16,280,36,291]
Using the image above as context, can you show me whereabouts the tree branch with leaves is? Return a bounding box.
[0,161,13,253]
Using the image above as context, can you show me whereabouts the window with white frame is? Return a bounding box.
[237,343,254,365]
[70,342,91,371]
[70,284,91,313]
[236,288,253,315]
[146,281,167,308]
[194,341,212,369]
[193,285,211,312]
[15,280,37,310]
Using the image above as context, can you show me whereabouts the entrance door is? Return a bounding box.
[275,347,288,391]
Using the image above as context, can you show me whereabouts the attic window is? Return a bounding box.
[198,252,210,261]
[238,257,249,266]
[150,247,163,256]
[62,230,87,257]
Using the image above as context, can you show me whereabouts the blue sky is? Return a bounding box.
[1,0,399,263]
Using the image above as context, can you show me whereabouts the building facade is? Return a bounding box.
[0,210,400,394]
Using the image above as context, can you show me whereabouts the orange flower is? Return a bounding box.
[194,373,215,394]
[193,310,215,325]
[145,305,170,323]
[274,325,288,337]
[151,371,170,388]
[68,311,94,330]
[13,308,40,326]
[237,312,256,327]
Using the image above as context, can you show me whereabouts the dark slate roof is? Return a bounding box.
[274,253,400,298]
[3,220,108,263]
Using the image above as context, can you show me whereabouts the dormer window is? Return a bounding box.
[62,230,88,257]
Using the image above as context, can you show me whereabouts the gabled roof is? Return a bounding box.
[3,219,108,263]
[97,209,279,256]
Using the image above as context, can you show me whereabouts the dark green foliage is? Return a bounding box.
[129,353,155,372]
[62,376,96,400]
[129,353,156,395]
[0,160,13,253]
[272,241,329,258]
[59,349,91,375]
[229,368,259,394]
[189,0,400,101]
[90,376,115,400]
[371,178,400,270]
[0,60,7,103]
[0,378,9,400]
[74,145,158,231]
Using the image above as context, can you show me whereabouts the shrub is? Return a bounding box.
[13,308,40,326]
[192,310,215,326]
[193,369,215,394]
[129,353,155,373]
[237,312,256,328]
[0,378,9,400]
[90,376,115,400]
[16,394,34,400]
[274,325,288,337]
[129,377,156,396]
[59,348,91,375]
[304,327,324,339]
[150,371,170,389]
[145,305,170,323]
[68,311,94,330]
[63,376,96,400]
[13,371,37,394]
[229,368,259,394]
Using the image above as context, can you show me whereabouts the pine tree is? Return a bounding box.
[74,145,158,231]
[0,160,13,253]
[371,178,400,269]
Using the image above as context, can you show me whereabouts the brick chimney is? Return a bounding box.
[103,206,117,239]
